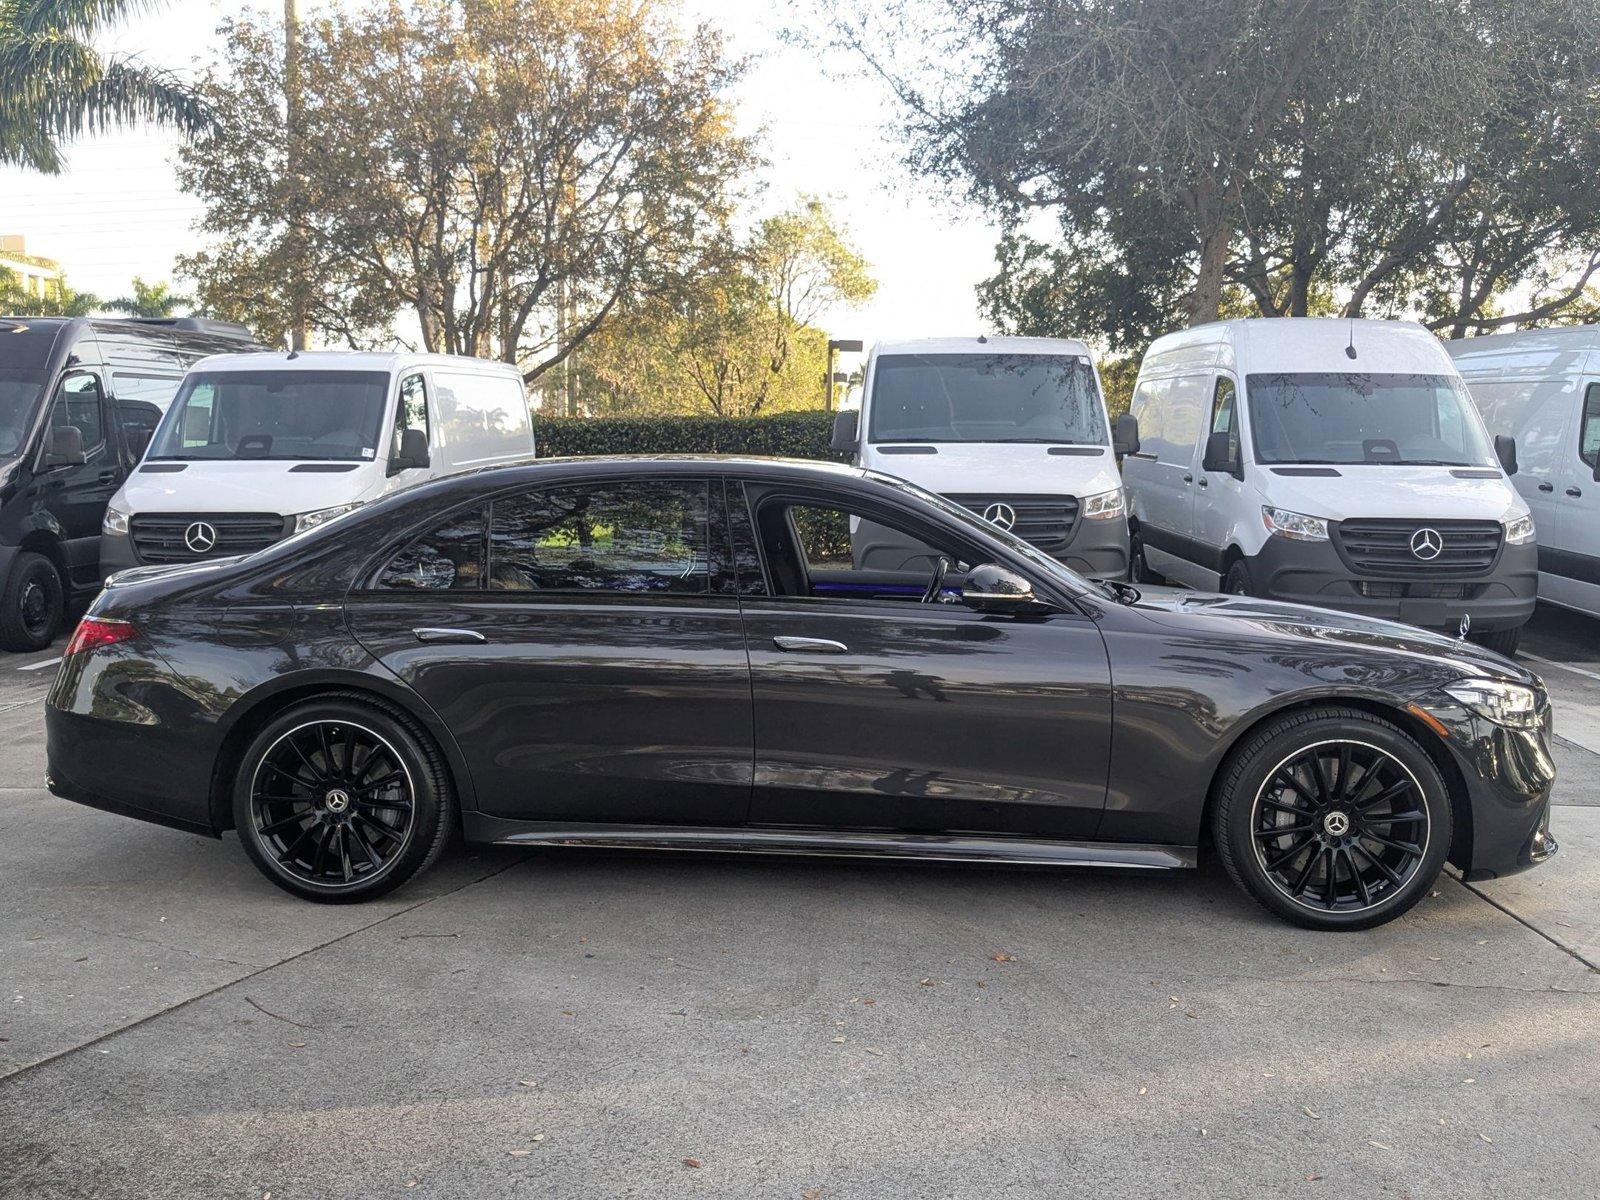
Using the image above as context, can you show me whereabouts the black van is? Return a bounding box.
[0,315,262,651]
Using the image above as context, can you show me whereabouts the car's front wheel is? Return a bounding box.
[233,694,454,903]
[1211,707,1451,930]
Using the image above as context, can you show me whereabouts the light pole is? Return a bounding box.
[825,338,863,410]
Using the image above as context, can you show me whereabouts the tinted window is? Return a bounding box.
[1246,372,1495,466]
[49,372,104,452]
[117,400,162,460]
[111,371,182,411]
[488,481,710,594]
[723,482,767,595]
[1581,383,1600,469]
[868,353,1106,445]
[149,370,390,462]
[0,321,57,457]
[377,507,487,590]
[433,370,531,464]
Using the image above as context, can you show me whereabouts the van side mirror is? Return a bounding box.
[1202,430,1242,478]
[960,563,1049,615]
[1592,455,1600,485]
[1112,413,1140,457]
[1494,434,1518,476]
[391,427,430,473]
[45,425,85,467]
[830,410,859,455]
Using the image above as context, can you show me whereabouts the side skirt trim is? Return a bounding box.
[462,815,1196,870]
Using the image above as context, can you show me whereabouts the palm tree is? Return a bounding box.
[107,275,190,317]
[0,0,210,173]
[0,267,98,315]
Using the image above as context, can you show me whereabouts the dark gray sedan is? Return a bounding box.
[45,457,1558,929]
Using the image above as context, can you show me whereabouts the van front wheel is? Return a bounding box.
[1224,559,1254,596]
[1472,626,1521,658]
[0,552,65,653]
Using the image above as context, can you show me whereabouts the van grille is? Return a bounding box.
[944,493,1080,552]
[1333,518,1503,576]
[130,513,290,563]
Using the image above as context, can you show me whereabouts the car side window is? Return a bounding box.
[48,371,105,454]
[394,373,430,458]
[754,495,967,602]
[722,482,768,596]
[117,400,163,460]
[487,480,711,594]
[377,506,487,590]
[1581,383,1600,469]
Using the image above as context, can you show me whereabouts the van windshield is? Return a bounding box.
[0,322,59,458]
[869,353,1107,445]
[149,370,390,462]
[1246,372,1496,467]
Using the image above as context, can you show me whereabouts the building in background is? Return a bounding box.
[0,236,64,302]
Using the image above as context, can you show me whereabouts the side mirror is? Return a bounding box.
[45,425,85,467]
[1202,430,1242,478]
[1592,455,1600,485]
[1494,434,1518,476]
[960,563,1047,615]
[1112,413,1140,457]
[391,427,430,473]
[830,410,859,455]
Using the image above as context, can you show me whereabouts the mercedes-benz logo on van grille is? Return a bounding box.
[1409,527,1444,561]
[184,521,218,554]
[982,502,1017,531]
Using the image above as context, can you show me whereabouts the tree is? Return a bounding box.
[0,0,209,172]
[0,267,97,315]
[178,0,757,379]
[107,276,190,318]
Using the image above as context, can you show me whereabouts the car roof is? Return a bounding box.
[873,335,1094,358]
[184,350,526,375]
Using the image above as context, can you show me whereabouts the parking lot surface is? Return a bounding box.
[2,606,1598,1198]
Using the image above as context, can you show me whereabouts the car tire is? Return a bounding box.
[1471,626,1520,658]
[0,551,65,653]
[1223,559,1253,596]
[1211,706,1452,931]
[233,693,454,903]
[1129,531,1161,584]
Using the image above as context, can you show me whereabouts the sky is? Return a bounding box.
[0,0,1002,360]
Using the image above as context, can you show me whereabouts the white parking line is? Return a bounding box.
[1522,652,1600,686]
[15,655,61,672]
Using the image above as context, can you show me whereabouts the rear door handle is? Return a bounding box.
[1196,477,1208,487]
[413,627,486,645]
[1538,482,1554,492]
[1181,473,1193,484]
[773,636,848,654]
[1567,486,1584,497]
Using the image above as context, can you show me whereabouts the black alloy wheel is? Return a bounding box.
[234,695,453,902]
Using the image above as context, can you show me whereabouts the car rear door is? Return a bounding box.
[732,479,1113,839]
[344,474,754,826]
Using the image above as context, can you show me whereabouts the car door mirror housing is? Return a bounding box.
[1202,430,1241,478]
[960,563,1048,615]
[391,427,430,473]
[830,410,859,455]
[1112,413,1140,457]
[1494,434,1518,476]
[45,425,85,467]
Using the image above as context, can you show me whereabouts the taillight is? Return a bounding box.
[63,617,138,658]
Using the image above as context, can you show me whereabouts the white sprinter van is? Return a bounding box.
[1122,318,1536,654]
[828,336,1138,577]
[100,351,533,572]
[1449,325,1600,621]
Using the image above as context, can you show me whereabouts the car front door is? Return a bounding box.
[733,480,1113,839]
[38,370,119,588]
[344,476,754,826]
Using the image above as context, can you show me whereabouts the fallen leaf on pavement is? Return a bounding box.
[991,952,1016,963]
[683,1157,702,1169]
[1303,1107,1322,1120]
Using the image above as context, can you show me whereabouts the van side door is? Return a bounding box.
[36,369,118,589]
[1191,373,1246,588]
[1547,381,1600,614]
[1126,372,1210,587]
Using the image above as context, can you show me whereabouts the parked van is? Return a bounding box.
[1122,318,1536,654]
[0,315,260,650]
[1449,325,1600,622]
[829,336,1137,577]
[102,351,533,577]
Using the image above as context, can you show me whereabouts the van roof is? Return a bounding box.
[1446,324,1600,379]
[1142,317,1453,377]
[873,335,1094,358]
[186,349,526,376]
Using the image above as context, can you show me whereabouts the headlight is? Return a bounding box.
[102,505,130,535]
[294,502,363,534]
[1503,512,1535,544]
[1261,506,1329,542]
[1441,679,1541,729]
[1081,487,1126,521]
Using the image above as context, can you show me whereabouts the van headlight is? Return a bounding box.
[1261,506,1329,542]
[1081,488,1126,521]
[102,505,130,535]
[294,502,363,534]
[1440,679,1541,729]
[1503,512,1535,544]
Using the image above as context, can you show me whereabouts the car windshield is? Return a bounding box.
[0,322,59,458]
[148,369,390,462]
[868,352,1107,445]
[1245,372,1496,467]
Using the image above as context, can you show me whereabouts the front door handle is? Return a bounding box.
[97,470,120,484]
[773,635,848,654]
[1196,477,1208,487]
[1181,473,1193,484]
[1567,486,1583,497]
[413,627,486,645]
[1538,482,1554,492]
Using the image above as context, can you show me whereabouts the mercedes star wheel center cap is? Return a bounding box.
[325,789,351,815]
[1323,811,1351,837]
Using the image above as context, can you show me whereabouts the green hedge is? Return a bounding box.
[532,410,845,461]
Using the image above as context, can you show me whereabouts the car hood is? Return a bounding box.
[1127,585,1536,685]
[862,443,1122,497]
[1254,465,1525,521]
[115,460,383,516]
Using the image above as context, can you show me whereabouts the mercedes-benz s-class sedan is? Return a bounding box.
[45,457,1558,930]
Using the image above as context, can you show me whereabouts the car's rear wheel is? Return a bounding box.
[233,695,453,903]
[0,551,65,653]
[1211,707,1451,930]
